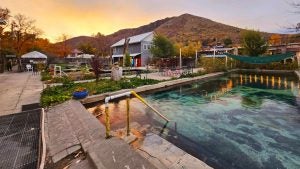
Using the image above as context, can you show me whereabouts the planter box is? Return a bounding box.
[73,90,89,99]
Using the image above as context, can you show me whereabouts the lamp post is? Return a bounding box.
[0,19,7,73]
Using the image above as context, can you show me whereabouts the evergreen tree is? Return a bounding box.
[150,35,175,58]
[124,52,131,67]
[241,30,267,56]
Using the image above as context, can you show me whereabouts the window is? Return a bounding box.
[113,48,117,53]
[144,44,147,50]
[147,45,151,49]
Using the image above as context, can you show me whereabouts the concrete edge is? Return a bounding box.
[240,69,295,73]
[80,71,232,104]
[87,151,106,169]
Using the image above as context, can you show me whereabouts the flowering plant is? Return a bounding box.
[75,87,86,92]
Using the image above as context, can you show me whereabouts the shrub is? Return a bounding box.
[62,77,74,88]
[200,57,228,73]
[41,71,52,81]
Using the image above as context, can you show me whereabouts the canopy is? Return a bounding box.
[112,53,141,58]
[226,52,295,64]
[21,51,47,59]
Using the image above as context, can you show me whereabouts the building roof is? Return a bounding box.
[111,32,153,47]
[72,49,83,54]
[66,54,94,59]
[21,51,47,59]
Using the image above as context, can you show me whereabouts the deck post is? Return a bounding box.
[126,97,130,136]
[105,105,111,138]
[225,56,228,69]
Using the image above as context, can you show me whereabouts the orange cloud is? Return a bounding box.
[1,0,160,42]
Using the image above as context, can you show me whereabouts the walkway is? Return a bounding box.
[0,72,43,116]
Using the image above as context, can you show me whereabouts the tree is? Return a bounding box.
[78,43,96,54]
[124,52,131,67]
[0,7,10,33]
[175,41,201,57]
[0,7,10,72]
[241,30,267,56]
[150,35,175,58]
[91,57,102,83]
[93,32,108,56]
[56,33,71,57]
[269,34,282,45]
[10,14,42,70]
[223,38,233,47]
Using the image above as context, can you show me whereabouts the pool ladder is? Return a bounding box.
[104,91,170,138]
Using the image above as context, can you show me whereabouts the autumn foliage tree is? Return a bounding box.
[55,34,71,57]
[8,14,42,70]
[175,41,201,57]
[269,34,282,45]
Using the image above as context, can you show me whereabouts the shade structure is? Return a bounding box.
[226,52,295,64]
[21,51,47,59]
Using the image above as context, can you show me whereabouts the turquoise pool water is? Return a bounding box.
[88,72,300,169]
[142,72,300,169]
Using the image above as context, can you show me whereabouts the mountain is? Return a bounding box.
[155,13,246,44]
[60,13,277,52]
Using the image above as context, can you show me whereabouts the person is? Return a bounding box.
[6,59,12,71]
[32,63,38,75]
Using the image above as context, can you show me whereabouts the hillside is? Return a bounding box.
[60,13,278,52]
[156,13,247,44]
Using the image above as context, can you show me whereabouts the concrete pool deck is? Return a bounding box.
[45,100,157,169]
[0,72,43,116]
[137,133,212,169]
[46,100,213,169]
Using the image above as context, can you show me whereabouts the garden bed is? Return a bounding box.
[41,78,159,107]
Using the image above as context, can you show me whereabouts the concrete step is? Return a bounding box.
[46,100,157,169]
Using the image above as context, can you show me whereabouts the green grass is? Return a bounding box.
[41,78,159,107]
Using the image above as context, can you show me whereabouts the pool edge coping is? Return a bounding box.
[80,70,236,105]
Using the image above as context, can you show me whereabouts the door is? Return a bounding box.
[137,57,141,67]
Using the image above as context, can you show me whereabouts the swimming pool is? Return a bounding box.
[89,72,300,169]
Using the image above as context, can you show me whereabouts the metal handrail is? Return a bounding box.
[104,91,170,138]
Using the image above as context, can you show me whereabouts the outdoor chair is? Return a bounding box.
[26,64,33,72]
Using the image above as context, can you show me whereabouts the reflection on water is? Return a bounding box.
[88,72,300,169]
[239,74,298,91]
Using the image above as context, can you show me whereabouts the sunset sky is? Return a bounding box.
[1,0,298,42]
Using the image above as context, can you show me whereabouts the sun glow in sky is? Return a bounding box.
[2,0,298,42]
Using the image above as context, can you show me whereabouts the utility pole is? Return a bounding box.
[179,48,182,69]
[195,50,198,68]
